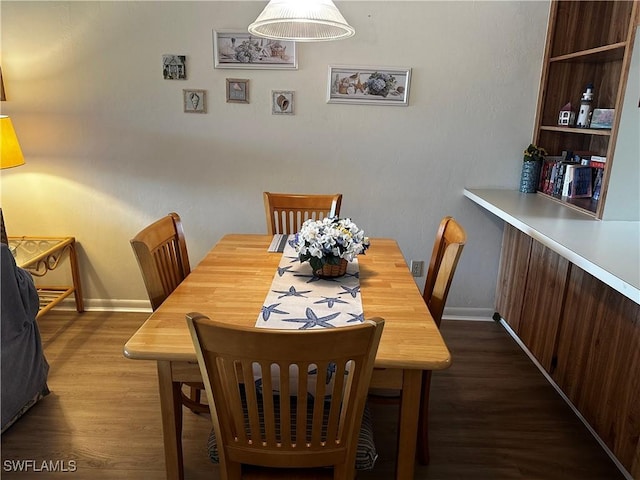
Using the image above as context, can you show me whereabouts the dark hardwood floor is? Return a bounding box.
[1,311,625,479]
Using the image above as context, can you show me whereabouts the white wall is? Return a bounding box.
[603,26,640,221]
[0,1,549,315]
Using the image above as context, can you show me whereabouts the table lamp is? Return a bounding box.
[0,67,6,101]
[1,116,25,170]
[1,115,26,244]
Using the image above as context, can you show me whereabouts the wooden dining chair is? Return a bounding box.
[422,216,467,329]
[130,212,207,414]
[369,216,466,465]
[263,192,343,235]
[187,312,385,480]
[417,216,466,464]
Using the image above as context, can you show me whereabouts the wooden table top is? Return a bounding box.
[124,234,451,371]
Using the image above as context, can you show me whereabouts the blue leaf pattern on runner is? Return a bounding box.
[260,303,289,321]
[314,296,348,308]
[277,265,293,276]
[283,307,340,329]
[273,285,312,299]
[338,285,360,298]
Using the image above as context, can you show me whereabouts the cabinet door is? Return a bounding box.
[553,266,640,475]
[517,240,570,372]
[495,224,532,333]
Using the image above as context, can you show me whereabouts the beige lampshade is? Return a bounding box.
[248,0,355,42]
[0,115,25,169]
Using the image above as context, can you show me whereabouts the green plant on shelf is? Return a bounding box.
[523,143,547,162]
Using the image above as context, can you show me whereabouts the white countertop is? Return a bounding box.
[464,188,640,304]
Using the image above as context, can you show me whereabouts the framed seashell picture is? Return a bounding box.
[213,31,297,70]
[272,91,294,115]
[183,89,206,113]
[327,65,411,106]
[226,79,249,104]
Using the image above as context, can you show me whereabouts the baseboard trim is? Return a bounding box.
[442,307,495,322]
[54,297,152,313]
[498,317,633,480]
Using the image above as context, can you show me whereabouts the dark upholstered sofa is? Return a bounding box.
[1,243,49,433]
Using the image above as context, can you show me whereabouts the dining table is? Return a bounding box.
[124,234,451,480]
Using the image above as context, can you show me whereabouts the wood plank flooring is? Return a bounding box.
[1,312,625,479]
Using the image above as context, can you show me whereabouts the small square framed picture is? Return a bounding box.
[590,108,615,129]
[272,90,294,115]
[226,78,249,103]
[183,89,206,113]
[163,54,186,80]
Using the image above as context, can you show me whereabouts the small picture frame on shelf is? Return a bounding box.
[183,89,206,113]
[272,90,294,115]
[226,78,249,104]
[590,108,614,129]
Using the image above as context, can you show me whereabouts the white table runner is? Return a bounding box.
[256,235,364,330]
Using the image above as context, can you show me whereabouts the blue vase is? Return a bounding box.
[519,160,542,193]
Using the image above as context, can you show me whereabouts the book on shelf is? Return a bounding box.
[547,162,560,195]
[539,156,564,195]
[592,168,604,201]
[561,164,577,197]
[567,165,593,198]
[553,161,579,197]
[539,160,551,192]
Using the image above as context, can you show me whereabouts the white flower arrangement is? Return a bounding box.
[295,217,370,273]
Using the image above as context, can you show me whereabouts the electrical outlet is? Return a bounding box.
[410,260,424,277]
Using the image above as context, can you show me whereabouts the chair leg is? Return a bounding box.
[416,370,432,465]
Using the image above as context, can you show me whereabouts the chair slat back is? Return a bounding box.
[264,192,343,235]
[130,213,190,310]
[422,216,466,327]
[187,313,383,479]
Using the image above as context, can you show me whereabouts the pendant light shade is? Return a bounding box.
[248,0,355,42]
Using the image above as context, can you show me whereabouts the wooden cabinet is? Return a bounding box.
[533,1,638,218]
[517,240,570,372]
[495,224,532,333]
[554,267,640,477]
[496,225,570,371]
[496,224,640,478]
